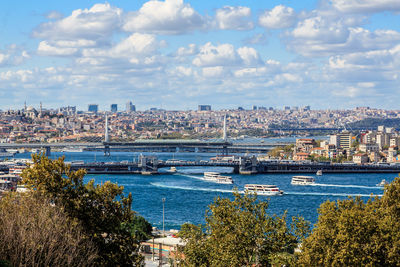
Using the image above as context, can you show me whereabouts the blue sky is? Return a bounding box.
[1,0,400,111]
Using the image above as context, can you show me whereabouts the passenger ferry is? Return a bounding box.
[203,172,233,184]
[62,147,83,153]
[291,176,315,185]
[244,184,283,196]
[377,179,389,187]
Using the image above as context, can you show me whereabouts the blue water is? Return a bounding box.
[14,151,392,230]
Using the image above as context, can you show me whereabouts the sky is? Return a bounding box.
[1,0,400,111]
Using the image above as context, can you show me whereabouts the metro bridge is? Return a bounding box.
[0,139,290,156]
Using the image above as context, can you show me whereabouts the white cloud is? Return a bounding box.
[33,3,122,42]
[259,5,297,29]
[38,41,79,56]
[45,11,63,20]
[176,44,198,56]
[0,45,30,67]
[112,33,158,56]
[202,66,225,77]
[237,47,261,65]
[192,42,238,67]
[123,0,205,34]
[332,0,400,13]
[287,14,400,57]
[332,86,362,98]
[244,33,268,45]
[192,42,261,67]
[215,6,253,30]
[175,66,193,76]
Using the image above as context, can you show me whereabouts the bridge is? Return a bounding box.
[67,156,400,175]
[0,140,290,156]
[0,115,291,156]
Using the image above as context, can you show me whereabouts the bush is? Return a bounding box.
[0,192,97,266]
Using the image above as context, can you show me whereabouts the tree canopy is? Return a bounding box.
[178,191,310,266]
[0,192,97,266]
[21,154,145,266]
[298,177,400,266]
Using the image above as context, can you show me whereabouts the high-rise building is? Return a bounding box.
[111,104,118,113]
[330,131,353,150]
[198,105,211,111]
[59,106,76,116]
[88,104,98,113]
[126,101,136,112]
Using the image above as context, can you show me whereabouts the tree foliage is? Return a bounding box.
[298,177,400,266]
[21,154,144,266]
[178,191,310,266]
[0,192,97,266]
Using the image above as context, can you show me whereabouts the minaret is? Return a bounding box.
[105,114,109,142]
[39,102,43,118]
[24,101,27,112]
[223,114,227,141]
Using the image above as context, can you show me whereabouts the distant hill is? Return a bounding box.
[346,118,400,129]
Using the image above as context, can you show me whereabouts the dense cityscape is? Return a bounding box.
[2,102,400,143]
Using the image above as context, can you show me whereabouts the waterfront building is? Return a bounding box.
[111,104,118,113]
[388,146,397,162]
[198,105,211,111]
[376,133,390,149]
[293,152,310,161]
[296,138,316,152]
[88,104,98,113]
[390,137,400,147]
[330,131,353,150]
[359,143,379,153]
[353,153,368,164]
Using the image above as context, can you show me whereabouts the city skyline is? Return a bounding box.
[1,0,400,110]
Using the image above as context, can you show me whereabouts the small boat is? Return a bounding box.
[62,147,83,153]
[291,176,315,185]
[316,170,322,176]
[244,184,283,196]
[203,172,233,184]
[377,179,389,187]
[169,167,177,173]
[16,184,28,193]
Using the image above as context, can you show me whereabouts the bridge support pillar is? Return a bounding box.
[45,146,51,157]
[222,145,228,156]
[104,145,110,156]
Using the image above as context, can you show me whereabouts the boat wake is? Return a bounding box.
[150,182,237,193]
[310,183,382,190]
[150,183,382,197]
[286,191,382,197]
[174,173,205,181]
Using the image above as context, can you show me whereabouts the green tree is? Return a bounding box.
[179,191,310,266]
[21,154,144,266]
[298,177,400,266]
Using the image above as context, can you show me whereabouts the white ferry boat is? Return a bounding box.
[244,184,283,196]
[291,176,315,185]
[62,147,84,153]
[203,172,233,184]
[376,179,389,187]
